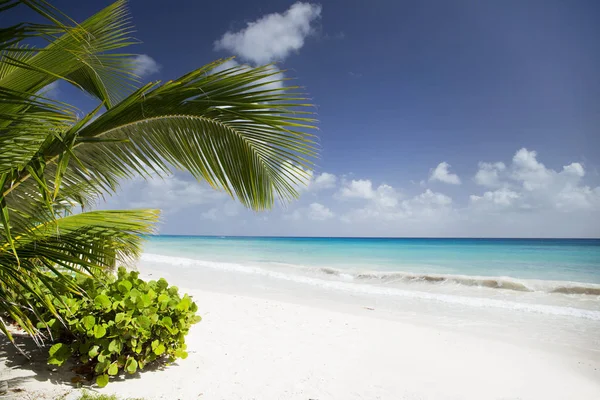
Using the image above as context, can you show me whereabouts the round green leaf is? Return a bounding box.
[88,345,100,358]
[109,339,122,354]
[125,358,138,374]
[157,293,169,303]
[96,374,109,388]
[135,315,151,330]
[108,362,119,376]
[115,312,127,324]
[117,280,132,293]
[175,349,188,360]
[48,343,72,366]
[177,295,191,311]
[93,324,107,339]
[153,343,166,356]
[94,294,112,309]
[82,315,96,331]
[95,360,110,374]
[98,351,108,363]
[161,316,172,327]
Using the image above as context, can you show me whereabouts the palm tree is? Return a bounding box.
[0,0,317,341]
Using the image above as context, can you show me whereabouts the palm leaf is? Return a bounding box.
[0,209,158,338]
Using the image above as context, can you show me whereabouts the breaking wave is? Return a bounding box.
[140,253,600,321]
[316,268,600,295]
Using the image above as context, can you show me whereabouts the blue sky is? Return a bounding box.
[15,0,600,237]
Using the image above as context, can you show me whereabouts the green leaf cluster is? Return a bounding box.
[34,268,200,387]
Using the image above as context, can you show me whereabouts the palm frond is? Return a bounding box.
[0,209,158,338]
[0,0,138,107]
[6,61,317,211]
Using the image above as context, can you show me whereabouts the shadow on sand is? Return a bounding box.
[1,332,177,397]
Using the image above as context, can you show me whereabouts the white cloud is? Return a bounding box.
[409,189,452,207]
[429,162,461,185]
[214,2,322,64]
[337,181,403,222]
[311,172,337,191]
[562,162,585,178]
[471,148,599,213]
[119,174,227,212]
[308,203,334,220]
[99,148,600,238]
[511,148,553,191]
[131,55,160,77]
[374,184,399,208]
[474,162,506,188]
[283,202,334,221]
[555,186,600,211]
[341,187,452,224]
[470,188,521,209]
[285,164,336,193]
[339,179,375,199]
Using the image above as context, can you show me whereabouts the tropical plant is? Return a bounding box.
[0,0,317,341]
[27,268,200,387]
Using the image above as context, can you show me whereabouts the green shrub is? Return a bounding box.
[36,268,201,387]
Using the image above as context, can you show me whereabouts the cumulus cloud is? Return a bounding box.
[470,188,521,209]
[286,165,337,193]
[474,162,506,188]
[311,172,337,191]
[112,174,228,213]
[429,162,461,185]
[374,184,399,208]
[511,148,554,191]
[100,148,599,237]
[341,187,452,223]
[410,189,452,207]
[308,203,334,220]
[562,163,585,177]
[131,55,160,77]
[334,149,598,235]
[284,202,334,221]
[339,179,375,199]
[470,148,599,213]
[214,2,322,64]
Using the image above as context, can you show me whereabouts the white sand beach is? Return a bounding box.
[2,257,600,400]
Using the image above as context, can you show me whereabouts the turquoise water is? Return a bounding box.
[141,236,600,321]
[144,236,600,286]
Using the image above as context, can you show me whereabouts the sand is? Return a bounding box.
[1,262,599,400]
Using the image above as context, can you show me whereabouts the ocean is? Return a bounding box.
[141,236,600,321]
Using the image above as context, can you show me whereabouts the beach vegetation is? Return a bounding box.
[24,268,199,387]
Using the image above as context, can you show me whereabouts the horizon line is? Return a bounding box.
[146,235,600,240]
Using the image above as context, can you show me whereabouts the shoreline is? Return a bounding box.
[2,256,599,399]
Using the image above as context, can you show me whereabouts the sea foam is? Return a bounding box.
[141,253,600,321]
